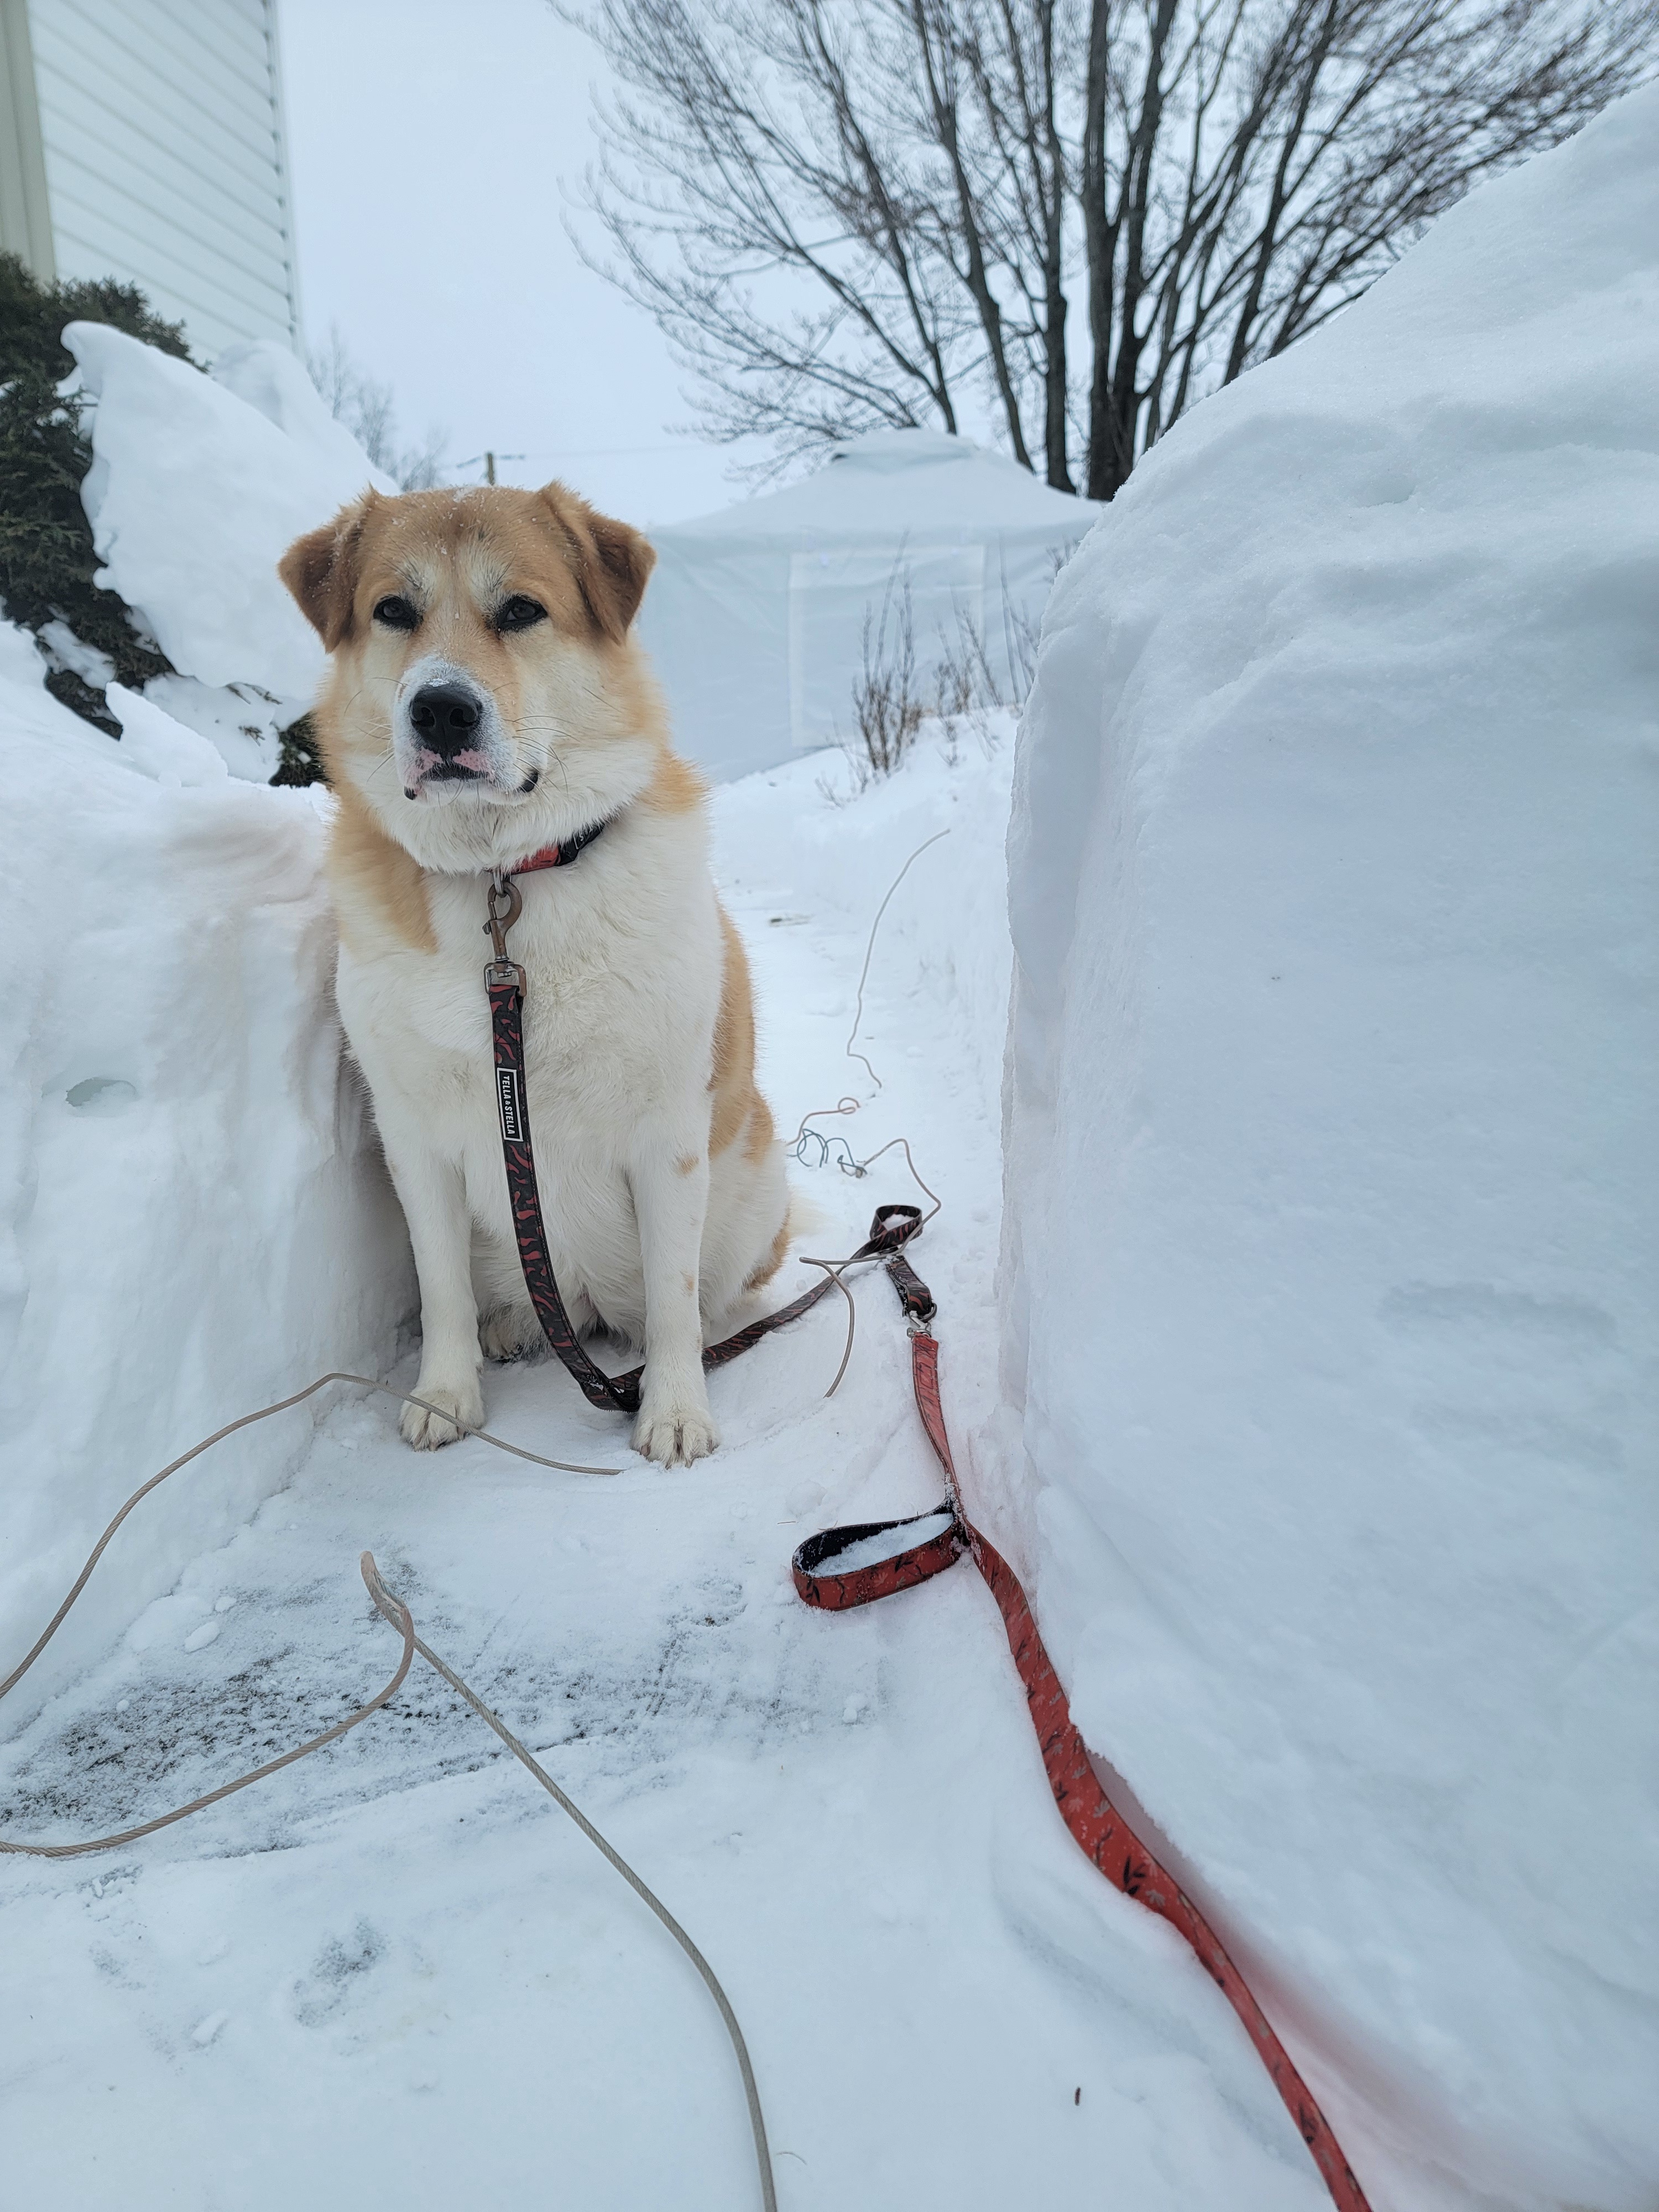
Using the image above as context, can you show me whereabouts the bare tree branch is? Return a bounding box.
[561,0,1659,495]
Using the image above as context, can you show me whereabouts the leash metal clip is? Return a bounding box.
[483,870,526,992]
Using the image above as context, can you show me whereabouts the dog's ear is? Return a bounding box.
[541,484,655,641]
[279,494,375,649]
[585,508,656,638]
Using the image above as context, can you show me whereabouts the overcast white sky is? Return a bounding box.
[276,0,749,526]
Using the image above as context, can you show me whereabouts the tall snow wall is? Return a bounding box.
[1000,88,1658,2212]
[0,630,413,1727]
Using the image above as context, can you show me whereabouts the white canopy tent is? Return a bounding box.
[638,430,1098,781]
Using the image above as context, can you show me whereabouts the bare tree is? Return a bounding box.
[566,0,1656,495]
[307,325,448,491]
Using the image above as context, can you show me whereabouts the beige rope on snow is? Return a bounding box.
[0,1377,775,2210]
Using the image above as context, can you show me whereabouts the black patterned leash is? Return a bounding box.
[483,862,924,1418]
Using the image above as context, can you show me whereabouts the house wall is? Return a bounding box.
[23,0,299,357]
[0,0,54,275]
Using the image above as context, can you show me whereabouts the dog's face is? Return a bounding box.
[281,483,659,868]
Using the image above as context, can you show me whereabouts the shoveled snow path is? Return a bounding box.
[1,742,1325,2210]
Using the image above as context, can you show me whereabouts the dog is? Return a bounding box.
[279,482,791,1465]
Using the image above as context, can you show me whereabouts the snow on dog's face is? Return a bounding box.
[280,483,661,872]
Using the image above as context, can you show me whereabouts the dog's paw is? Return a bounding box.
[478,1302,545,1364]
[632,1401,720,1467]
[400,1380,483,1450]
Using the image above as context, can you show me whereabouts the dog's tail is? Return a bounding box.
[783,1182,832,1249]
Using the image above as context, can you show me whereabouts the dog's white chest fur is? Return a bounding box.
[337,808,723,1334]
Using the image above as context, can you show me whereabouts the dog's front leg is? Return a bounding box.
[630,1138,717,1466]
[382,1132,483,1449]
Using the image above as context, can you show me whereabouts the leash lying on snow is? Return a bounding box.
[791,1246,1375,2212]
[489,834,1371,2210]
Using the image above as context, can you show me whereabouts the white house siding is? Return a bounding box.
[27,0,298,358]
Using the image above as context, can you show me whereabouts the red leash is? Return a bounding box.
[793,1247,1374,2212]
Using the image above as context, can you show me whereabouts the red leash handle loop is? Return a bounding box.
[792,1509,964,1610]
[790,1257,958,1609]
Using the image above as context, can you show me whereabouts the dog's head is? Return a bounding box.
[280,482,661,869]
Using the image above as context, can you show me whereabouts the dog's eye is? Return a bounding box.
[496,596,547,633]
[373,596,420,630]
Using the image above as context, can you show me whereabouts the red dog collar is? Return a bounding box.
[509,815,611,875]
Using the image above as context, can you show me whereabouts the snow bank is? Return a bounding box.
[0,625,413,1725]
[65,326,392,747]
[1001,87,1658,2212]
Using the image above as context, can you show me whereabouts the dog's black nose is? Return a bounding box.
[408,682,483,754]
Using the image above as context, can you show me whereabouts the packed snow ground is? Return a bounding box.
[1,686,1329,2211]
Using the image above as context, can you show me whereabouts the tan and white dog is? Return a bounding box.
[279,483,790,1465]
